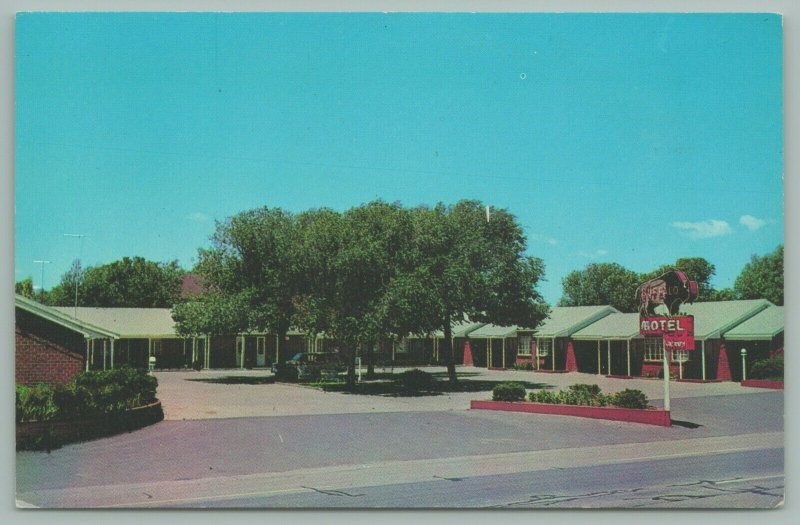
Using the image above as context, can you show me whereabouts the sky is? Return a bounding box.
[14,12,783,304]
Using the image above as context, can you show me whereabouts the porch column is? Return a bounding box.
[488,338,492,369]
[85,339,90,372]
[103,339,108,370]
[552,337,556,371]
[275,334,279,365]
[192,337,197,364]
[535,337,540,370]
[110,338,115,369]
[626,339,631,377]
[596,340,601,375]
[242,336,247,368]
[392,340,396,362]
[701,339,707,380]
[607,340,611,376]
[501,338,506,369]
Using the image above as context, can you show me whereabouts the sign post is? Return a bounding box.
[637,270,699,415]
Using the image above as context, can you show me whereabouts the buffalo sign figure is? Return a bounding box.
[636,270,698,317]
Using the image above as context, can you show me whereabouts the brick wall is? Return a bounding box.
[15,309,86,386]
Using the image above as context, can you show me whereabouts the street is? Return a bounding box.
[16,369,784,509]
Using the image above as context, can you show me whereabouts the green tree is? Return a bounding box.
[15,277,36,299]
[708,288,737,301]
[173,207,299,362]
[734,244,783,305]
[47,257,184,307]
[559,263,640,312]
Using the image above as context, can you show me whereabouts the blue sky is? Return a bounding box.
[14,13,783,304]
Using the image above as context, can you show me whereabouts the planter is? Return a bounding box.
[741,379,784,390]
[470,399,671,427]
[17,400,164,451]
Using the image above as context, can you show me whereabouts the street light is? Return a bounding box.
[741,348,748,381]
[33,260,50,300]
[63,233,85,318]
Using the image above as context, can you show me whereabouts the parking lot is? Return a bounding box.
[154,365,764,420]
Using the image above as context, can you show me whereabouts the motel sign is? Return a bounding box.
[640,315,695,351]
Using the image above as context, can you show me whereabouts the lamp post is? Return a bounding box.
[741,348,747,381]
[63,233,85,318]
[33,260,50,300]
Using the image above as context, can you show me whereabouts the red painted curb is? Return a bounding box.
[741,379,784,390]
[470,400,671,427]
[675,378,723,383]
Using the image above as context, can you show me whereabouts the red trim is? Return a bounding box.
[605,374,634,379]
[741,379,784,390]
[675,378,723,383]
[471,400,671,427]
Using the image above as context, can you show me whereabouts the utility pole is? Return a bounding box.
[33,260,50,300]
[63,233,85,317]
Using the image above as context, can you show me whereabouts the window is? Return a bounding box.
[672,349,689,362]
[537,339,552,357]
[644,337,663,361]
[517,336,532,356]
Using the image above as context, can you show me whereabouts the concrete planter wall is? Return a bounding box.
[741,379,784,390]
[470,399,671,427]
[16,400,164,451]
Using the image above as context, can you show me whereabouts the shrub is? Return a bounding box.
[16,368,159,423]
[568,384,601,396]
[613,389,649,409]
[749,357,783,380]
[395,369,437,392]
[492,382,526,401]
[512,363,533,371]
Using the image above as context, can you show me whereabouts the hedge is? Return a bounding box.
[16,367,159,423]
[395,369,438,392]
[749,357,783,381]
[492,382,527,402]
[528,384,649,409]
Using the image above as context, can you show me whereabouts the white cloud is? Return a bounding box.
[578,249,608,259]
[530,233,558,245]
[671,219,732,239]
[189,212,210,223]
[739,214,767,231]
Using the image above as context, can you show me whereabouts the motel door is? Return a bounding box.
[256,337,267,367]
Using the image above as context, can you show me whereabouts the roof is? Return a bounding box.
[469,324,521,338]
[680,300,772,340]
[723,306,784,341]
[572,313,642,340]
[15,295,118,339]
[534,305,618,338]
[52,306,178,338]
[430,319,487,338]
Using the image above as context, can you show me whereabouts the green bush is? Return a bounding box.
[613,389,649,409]
[492,382,526,402]
[395,369,437,392]
[512,362,534,371]
[527,384,648,409]
[16,367,158,423]
[749,357,783,380]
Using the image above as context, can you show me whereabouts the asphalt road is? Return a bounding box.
[16,391,783,508]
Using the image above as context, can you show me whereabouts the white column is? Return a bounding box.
[607,340,611,376]
[103,339,107,370]
[626,339,631,377]
[552,338,556,371]
[85,339,90,372]
[662,342,671,411]
[110,338,115,369]
[488,338,492,369]
[535,337,539,370]
[502,338,506,369]
[701,339,707,380]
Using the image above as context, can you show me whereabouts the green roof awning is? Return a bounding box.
[469,324,520,338]
[572,313,642,340]
[534,305,618,338]
[430,319,486,338]
[16,295,119,339]
[679,300,773,340]
[723,306,784,341]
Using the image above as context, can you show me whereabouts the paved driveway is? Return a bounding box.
[154,366,770,421]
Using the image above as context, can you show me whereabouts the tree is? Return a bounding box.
[47,257,184,307]
[559,263,640,312]
[397,201,549,384]
[734,244,783,305]
[173,207,300,361]
[708,288,737,301]
[15,277,36,299]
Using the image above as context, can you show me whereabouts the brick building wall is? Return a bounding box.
[15,309,86,386]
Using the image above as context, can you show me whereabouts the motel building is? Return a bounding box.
[16,294,783,386]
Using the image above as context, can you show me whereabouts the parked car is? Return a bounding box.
[272,352,343,382]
